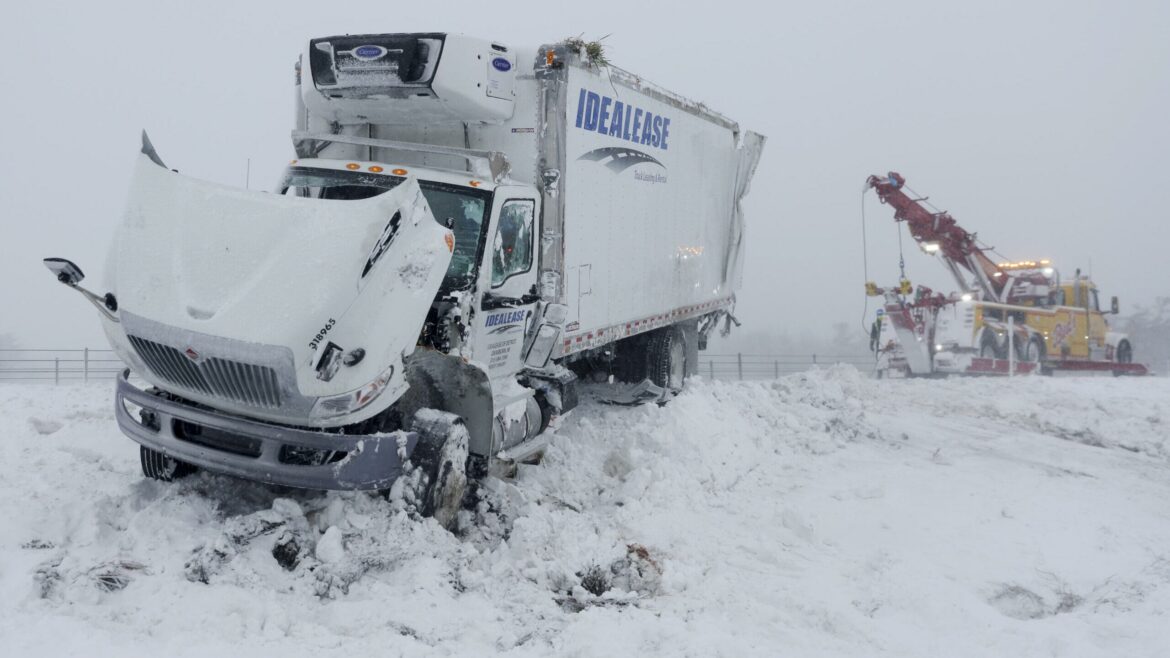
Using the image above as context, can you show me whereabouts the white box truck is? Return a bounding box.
[46,33,764,525]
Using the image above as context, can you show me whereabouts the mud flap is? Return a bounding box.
[596,379,666,406]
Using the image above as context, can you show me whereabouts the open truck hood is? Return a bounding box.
[108,153,452,423]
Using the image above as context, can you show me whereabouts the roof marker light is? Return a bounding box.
[345,163,360,170]
[392,168,408,175]
[368,165,383,173]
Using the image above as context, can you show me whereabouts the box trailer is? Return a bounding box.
[46,33,764,526]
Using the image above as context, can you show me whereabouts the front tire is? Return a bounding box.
[1116,340,1133,364]
[408,411,470,531]
[140,445,196,482]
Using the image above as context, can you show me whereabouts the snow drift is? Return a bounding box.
[2,368,1169,656]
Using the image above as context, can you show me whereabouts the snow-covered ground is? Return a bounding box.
[2,369,1169,657]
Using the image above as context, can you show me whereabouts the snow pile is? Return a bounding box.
[2,370,1169,656]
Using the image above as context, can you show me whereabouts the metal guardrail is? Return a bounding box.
[0,349,874,384]
[0,349,125,384]
[696,353,875,380]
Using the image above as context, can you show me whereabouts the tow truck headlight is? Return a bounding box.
[310,364,396,419]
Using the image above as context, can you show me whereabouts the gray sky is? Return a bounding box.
[3,0,1168,349]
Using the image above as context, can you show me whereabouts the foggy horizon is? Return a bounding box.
[3,0,1168,350]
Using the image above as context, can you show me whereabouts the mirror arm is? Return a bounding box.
[65,284,120,323]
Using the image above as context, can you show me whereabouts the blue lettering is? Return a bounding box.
[572,88,672,151]
[574,88,586,128]
[609,100,624,137]
[598,96,612,134]
[583,92,601,131]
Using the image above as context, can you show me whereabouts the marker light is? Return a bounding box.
[444,233,455,252]
[392,168,408,175]
[469,180,482,188]
[345,163,360,170]
[368,166,384,173]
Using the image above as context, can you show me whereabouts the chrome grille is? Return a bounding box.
[128,335,282,409]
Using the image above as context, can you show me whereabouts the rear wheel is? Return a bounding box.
[407,411,470,531]
[140,445,196,482]
[647,327,686,394]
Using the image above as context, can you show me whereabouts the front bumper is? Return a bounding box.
[115,370,417,490]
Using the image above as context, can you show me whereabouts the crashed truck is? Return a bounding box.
[45,33,764,525]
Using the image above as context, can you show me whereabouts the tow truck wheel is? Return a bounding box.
[1022,337,1044,364]
[140,445,196,482]
[1113,340,1134,377]
[1116,340,1133,364]
[979,331,1002,360]
[409,411,470,531]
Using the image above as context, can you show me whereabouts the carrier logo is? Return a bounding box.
[491,57,512,72]
[352,45,388,61]
[574,89,671,151]
[362,211,402,278]
[184,347,200,362]
[578,146,664,174]
[485,310,527,329]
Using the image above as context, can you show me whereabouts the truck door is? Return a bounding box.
[474,188,541,378]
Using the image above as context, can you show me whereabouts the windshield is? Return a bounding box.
[280,167,491,290]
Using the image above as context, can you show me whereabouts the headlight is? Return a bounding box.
[310,364,396,419]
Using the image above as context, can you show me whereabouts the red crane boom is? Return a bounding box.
[866,172,1006,301]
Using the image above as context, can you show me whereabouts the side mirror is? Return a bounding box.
[43,257,85,286]
[1111,296,1120,315]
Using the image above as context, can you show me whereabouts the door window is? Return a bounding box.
[491,199,534,287]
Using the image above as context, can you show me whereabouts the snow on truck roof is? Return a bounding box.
[290,158,497,191]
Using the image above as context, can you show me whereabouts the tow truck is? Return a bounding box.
[865,172,1147,377]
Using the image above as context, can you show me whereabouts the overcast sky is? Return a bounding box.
[3,0,1168,349]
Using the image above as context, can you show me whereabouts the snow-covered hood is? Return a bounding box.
[109,153,452,409]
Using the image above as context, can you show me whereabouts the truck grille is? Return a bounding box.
[128,335,283,409]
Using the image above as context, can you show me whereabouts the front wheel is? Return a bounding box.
[407,410,470,531]
[140,445,196,482]
[1116,340,1133,364]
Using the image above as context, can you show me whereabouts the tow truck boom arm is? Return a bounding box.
[867,172,1006,301]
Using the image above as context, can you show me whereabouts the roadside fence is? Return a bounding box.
[0,348,876,384]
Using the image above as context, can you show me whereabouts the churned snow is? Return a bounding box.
[2,369,1169,656]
